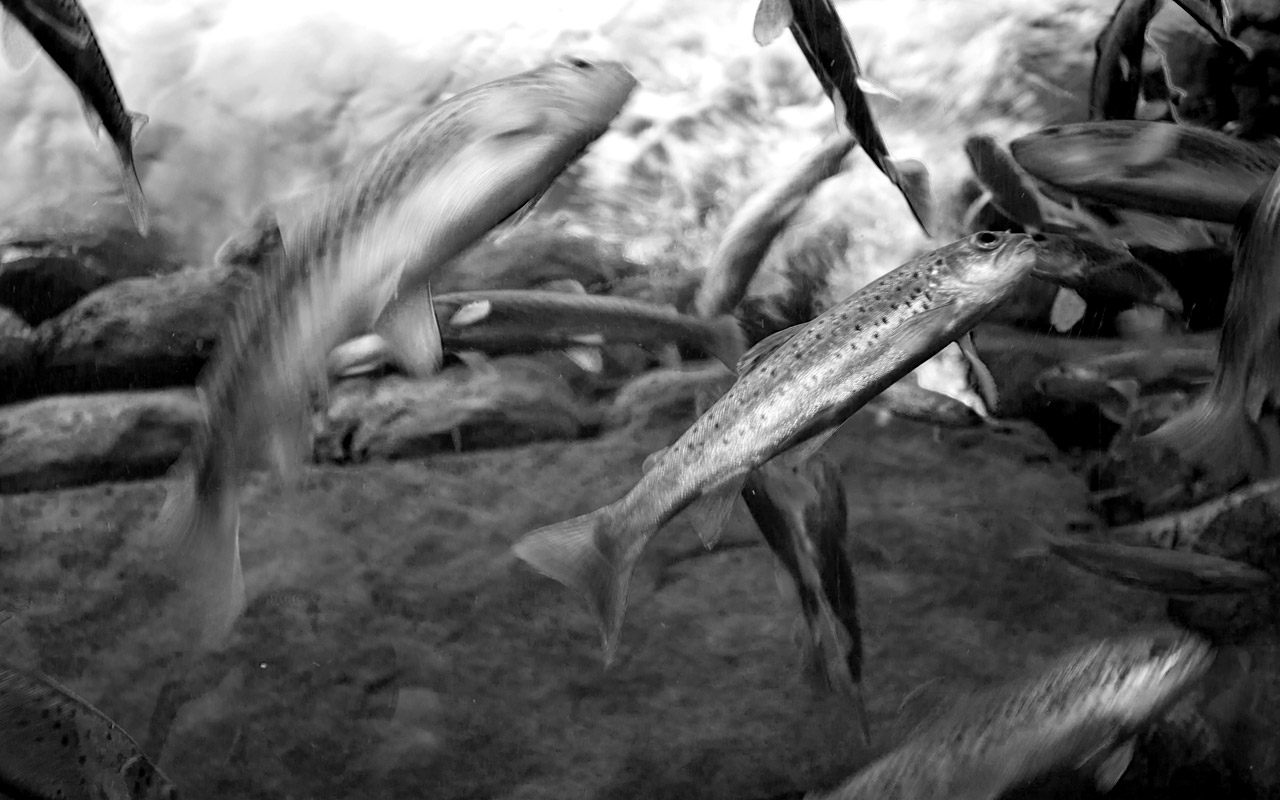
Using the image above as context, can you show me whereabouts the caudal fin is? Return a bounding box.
[512,504,647,666]
[116,146,151,238]
[151,457,246,650]
[706,314,749,372]
[1142,394,1271,482]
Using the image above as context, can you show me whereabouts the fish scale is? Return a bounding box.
[514,232,1101,664]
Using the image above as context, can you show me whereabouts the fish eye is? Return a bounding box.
[562,56,596,71]
[973,231,1001,249]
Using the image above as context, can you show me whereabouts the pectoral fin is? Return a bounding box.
[685,475,749,548]
[0,9,37,71]
[1091,738,1136,792]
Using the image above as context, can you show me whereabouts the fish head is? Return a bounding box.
[1028,234,1183,315]
[934,231,1039,306]
[499,57,638,151]
[1084,630,1215,726]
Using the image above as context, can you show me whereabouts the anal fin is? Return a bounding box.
[685,475,748,549]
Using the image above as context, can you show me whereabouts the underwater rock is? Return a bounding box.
[0,305,36,403]
[32,265,247,398]
[213,205,284,273]
[0,389,200,494]
[314,355,601,464]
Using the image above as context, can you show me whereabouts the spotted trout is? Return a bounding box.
[153,58,637,649]
[513,231,1089,663]
[805,630,1214,800]
[1010,120,1280,224]
[0,664,177,800]
[0,0,150,235]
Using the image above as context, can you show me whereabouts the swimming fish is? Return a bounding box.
[152,58,637,649]
[1010,120,1280,224]
[513,231,1093,663]
[0,664,177,800]
[804,629,1214,800]
[1089,0,1166,122]
[1107,476,1280,551]
[0,0,150,235]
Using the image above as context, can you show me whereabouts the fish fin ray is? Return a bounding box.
[116,148,150,237]
[752,0,794,45]
[685,475,748,548]
[957,334,1000,415]
[780,426,839,468]
[1143,394,1271,481]
[1092,738,1136,792]
[512,504,644,665]
[706,314,748,372]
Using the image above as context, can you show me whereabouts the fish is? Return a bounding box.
[1028,232,1183,316]
[1142,168,1280,484]
[151,58,638,649]
[694,132,856,318]
[513,231,1093,663]
[1089,0,1166,122]
[751,0,933,236]
[0,664,177,800]
[1166,0,1251,59]
[1034,342,1215,402]
[804,629,1214,800]
[963,134,1049,230]
[1107,476,1280,551]
[1010,120,1280,224]
[741,455,868,743]
[867,376,984,428]
[1022,531,1274,596]
[0,0,150,235]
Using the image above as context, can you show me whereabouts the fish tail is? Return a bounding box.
[512,502,648,666]
[1142,393,1271,481]
[116,144,150,237]
[707,314,748,371]
[152,453,246,649]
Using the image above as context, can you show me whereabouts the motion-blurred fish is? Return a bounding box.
[1027,534,1273,595]
[868,377,984,428]
[742,455,868,742]
[153,58,637,648]
[514,232,1092,663]
[752,0,933,235]
[1010,120,1280,224]
[1107,476,1280,551]
[1143,169,1280,483]
[1030,232,1183,315]
[0,664,177,800]
[805,630,1214,800]
[694,132,856,318]
[1089,0,1165,121]
[1035,341,1215,402]
[0,0,150,235]
[964,134,1048,230]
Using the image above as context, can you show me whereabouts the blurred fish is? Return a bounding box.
[1022,532,1274,595]
[514,232,1095,663]
[1010,120,1280,224]
[1167,0,1250,59]
[805,630,1214,800]
[1030,232,1184,316]
[1035,365,1141,424]
[1089,0,1165,121]
[0,664,177,800]
[694,132,856,318]
[152,58,638,649]
[1036,341,1216,400]
[964,134,1047,230]
[1108,476,1280,551]
[328,289,747,377]
[741,455,868,743]
[1143,169,1280,483]
[867,376,984,428]
[0,0,150,235]
[752,0,933,235]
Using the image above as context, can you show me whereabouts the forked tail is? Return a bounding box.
[1142,392,1276,482]
[151,453,246,650]
[512,503,649,666]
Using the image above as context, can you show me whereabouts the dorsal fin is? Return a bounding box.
[738,323,805,375]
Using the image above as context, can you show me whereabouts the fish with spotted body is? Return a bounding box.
[0,664,177,800]
[513,231,1092,663]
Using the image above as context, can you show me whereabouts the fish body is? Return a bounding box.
[964,134,1046,229]
[1143,167,1280,483]
[1089,0,1166,122]
[1029,232,1183,315]
[1045,538,1273,595]
[1035,343,1215,405]
[0,664,176,800]
[806,630,1214,800]
[514,232,1086,662]
[434,289,746,369]
[0,0,150,235]
[1010,120,1280,223]
[869,378,984,428]
[753,0,933,235]
[1108,476,1280,551]
[153,58,637,648]
[742,455,867,740]
[694,133,856,318]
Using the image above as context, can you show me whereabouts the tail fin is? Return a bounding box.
[151,457,246,650]
[1142,393,1269,481]
[706,314,749,372]
[512,504,648,666]
[116,144,151,238]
